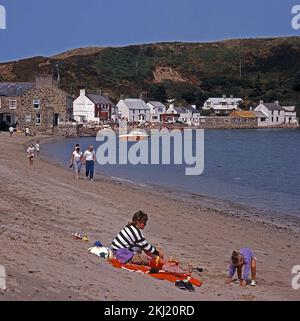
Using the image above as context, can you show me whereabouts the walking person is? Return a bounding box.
[35,141,40,158]
[27,144,35,167]
[83,145,96,181]
[25,127,30,137]
[70,146,83,180]
[9,126,14,137]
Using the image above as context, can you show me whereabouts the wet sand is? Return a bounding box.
[0,132,300,301]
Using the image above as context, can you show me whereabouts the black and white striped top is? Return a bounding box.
[111,224,158,255]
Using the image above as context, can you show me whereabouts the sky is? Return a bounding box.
[0,0,300,62]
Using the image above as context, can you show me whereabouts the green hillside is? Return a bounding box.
[1,37,300,113]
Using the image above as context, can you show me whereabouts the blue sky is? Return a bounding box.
[0,0,299,62]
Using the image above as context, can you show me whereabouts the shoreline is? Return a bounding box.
[42,135,300,233]
[0,132,300,301]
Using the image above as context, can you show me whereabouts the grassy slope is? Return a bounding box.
[1,37,300,111]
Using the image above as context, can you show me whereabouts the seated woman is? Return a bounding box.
[111,210,164,266]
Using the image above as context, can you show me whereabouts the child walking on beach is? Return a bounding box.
[227,248,257,286]
[27,144,35,166]
[111,210,164,266]
[35,141,40,158]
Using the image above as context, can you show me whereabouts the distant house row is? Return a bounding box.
[0,76,298,132]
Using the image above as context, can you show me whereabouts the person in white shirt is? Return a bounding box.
[27,144,35,166]
[9,127,14,137]
[71,146,83,180]
[35,141,40,158]
[83,145,96,181]
[25,127,30,137]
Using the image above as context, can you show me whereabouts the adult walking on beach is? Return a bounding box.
[71,146,83,180]
[25,127,30,137]
[27,144,35,167]
[9,126,14,137]
[226,248,257,286]
[83,145,96,181]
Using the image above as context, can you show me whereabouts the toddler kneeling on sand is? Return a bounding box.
[227,248,257,286]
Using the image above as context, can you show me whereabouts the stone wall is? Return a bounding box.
[18,87,72,132]
[194,116,258,129]
[53,124,81,137]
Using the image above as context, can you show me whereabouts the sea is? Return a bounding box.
[43,128,300,218]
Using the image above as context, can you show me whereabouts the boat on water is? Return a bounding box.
[119,129,149,141]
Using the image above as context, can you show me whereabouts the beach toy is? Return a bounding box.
[94,241,103,247]
[72,233,89,242]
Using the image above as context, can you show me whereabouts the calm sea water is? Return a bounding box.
[44,129,300,217]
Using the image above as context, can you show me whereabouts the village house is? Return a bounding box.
[0,75,73,132]
[73,89,118,123]
[117,98,151,123]
[202,95,243,115]
[282,106,298,125]
[163,103,199,124]
[0,82,35,127]
[147,101,166,123]
[254,101,285,127]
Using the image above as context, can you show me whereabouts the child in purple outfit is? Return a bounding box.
[227,248,257,286]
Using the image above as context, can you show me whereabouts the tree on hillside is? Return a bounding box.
[293,71,300,91]
[148,84,167,103]
[249,75,265,98]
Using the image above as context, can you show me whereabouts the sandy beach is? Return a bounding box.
[0,132,300,301]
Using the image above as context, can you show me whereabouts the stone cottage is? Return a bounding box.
[0,75,73,132]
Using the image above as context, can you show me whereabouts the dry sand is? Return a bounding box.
[0,132,300,301]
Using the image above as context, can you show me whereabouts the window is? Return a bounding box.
[261,118,266,122]
[158,108,163,112]
[9,100,17,109]
[33,99,40,109]
[0,98,2,109]
[35,113,41,125]
[277,117,279,122]
[25,114,32,123]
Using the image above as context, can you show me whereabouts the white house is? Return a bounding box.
[147,101,166,123]
[117,99,151,123]
[254,101,285,127]
[73,89,118,123]
[164,103,199,124]
[282,106,298,125]
[203,95,243,115]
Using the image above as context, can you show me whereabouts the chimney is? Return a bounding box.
[259,100,264,105]
[274,100,279,105]
[191,104,197,109]
[36,75,57,89]
[96,89,103,96]
[230,95,233,99]
[250,106,253,111]
[222,94,226,99]
[80,89,86,96]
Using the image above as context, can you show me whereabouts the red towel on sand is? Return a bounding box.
[108,258,202,287]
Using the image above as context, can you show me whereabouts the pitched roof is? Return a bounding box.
[87,93,116,106]
[282,106,296,112]
[121,99,150,110]
[230,110,257,118]
[254,111,268,118]
[0,82,36,97]
[208,97,243,104]
[147,101,166,108]
[262,103,283,111]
